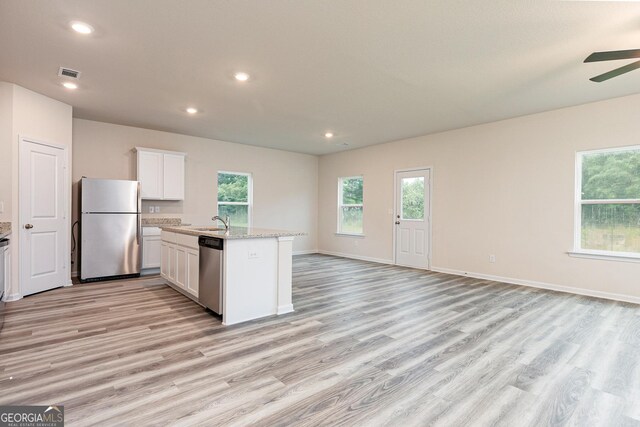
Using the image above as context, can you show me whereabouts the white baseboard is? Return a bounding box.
[317,250,394,266]
[277,304,294,315]
[293,249,319,256]
[5,293,23,302]
[431,266,640,305]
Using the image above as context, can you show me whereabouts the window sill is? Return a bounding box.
[335,232,365,238]
[567,250,640,263]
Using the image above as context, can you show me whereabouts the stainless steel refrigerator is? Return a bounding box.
[80,178,142,282]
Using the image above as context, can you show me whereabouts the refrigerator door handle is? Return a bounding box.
[136,215,141,246]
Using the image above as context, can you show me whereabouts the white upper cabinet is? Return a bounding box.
[137,150,164,199]
[163,153,185,200]
[136,147,186,200]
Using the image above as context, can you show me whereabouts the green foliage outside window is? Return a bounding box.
[401,177,425,220]
[341,178,363,204]
[218,172,250,227]
[580,149,640,253]
[218,173,249,202]
[339,177,363,234]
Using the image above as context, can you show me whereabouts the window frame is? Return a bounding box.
[337,175,364,236]
[572,145,640,261]
[217,170,253,228]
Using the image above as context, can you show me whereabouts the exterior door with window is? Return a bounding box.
[395,169,430,269]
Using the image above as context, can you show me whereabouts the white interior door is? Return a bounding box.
[395,169,431,269]
[20,138,68,296]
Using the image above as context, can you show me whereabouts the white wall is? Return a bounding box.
[0,83,13,222]
[319,93,640,301]
[72,119,318,269]
[2,83,73,298]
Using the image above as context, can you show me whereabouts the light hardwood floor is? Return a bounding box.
[1,254,640,426]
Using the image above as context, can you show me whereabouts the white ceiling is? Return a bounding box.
[1,1,640,155]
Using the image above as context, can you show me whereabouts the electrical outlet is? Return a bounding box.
[489,254,496,263]
[154,206,160,213]
[148,206,154,213]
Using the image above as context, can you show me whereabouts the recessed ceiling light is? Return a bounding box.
[186,107,198,114]
[324,132,334,138]
[70,21,94,35]
[62,82,78,90]
[234,72,250,82]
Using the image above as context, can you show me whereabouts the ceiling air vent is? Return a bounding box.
[58,67,81,79]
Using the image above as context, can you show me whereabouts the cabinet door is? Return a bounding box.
[138,150,164,199]
[168,244,177,282]
[160,242,170,278]
[186,248,199,297]
[163,154,185,200]
[175,246,187,289]
[143,236,162,269]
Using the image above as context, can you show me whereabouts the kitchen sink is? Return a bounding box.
[190,227,226,232]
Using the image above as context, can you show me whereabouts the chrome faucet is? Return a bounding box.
[212,215,230,231]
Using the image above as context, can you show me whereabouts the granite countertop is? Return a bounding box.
[160,225,306,240]
[0,222,11,240]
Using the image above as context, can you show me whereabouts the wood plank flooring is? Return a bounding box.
[1,254,640,426]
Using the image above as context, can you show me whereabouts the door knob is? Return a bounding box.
[25,224,34,229]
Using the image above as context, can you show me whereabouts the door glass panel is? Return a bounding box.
[401,177,425,220]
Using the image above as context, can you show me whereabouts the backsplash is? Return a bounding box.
[141,217,182,226]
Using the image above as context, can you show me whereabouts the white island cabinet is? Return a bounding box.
[160,231,199,298]
[160,226,305,325]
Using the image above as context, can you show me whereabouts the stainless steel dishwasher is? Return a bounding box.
[198,236,223,315]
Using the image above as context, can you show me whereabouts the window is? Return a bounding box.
[338,176,363,235]
[575,146,640,257]
[217,171,252,228]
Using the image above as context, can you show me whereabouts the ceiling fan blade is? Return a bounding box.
[584,49,640,63]
[590,60,640,82]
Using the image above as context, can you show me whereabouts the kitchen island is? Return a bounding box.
[160,225,305,325]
